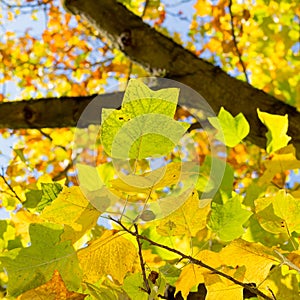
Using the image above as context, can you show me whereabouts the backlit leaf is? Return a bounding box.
[257,108,291,153]
[208,107,250,147]
[100,79,190,159]
[0,223,82,297]
[78,229,137,284]
[41,186,101,243]
[259,144,300,185]
[255,190,300,234]
[17,270,86,300]
[123,273,149,300]
[208,194,252,241]
[156,190,211,236]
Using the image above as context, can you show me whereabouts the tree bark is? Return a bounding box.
[0,0,299,155]
[0,93,123,129]
[64,0,300,153]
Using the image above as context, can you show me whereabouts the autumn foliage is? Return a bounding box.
[0,0,299,299]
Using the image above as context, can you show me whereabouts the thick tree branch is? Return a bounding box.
[0,0,300,156]
[0,93,123,129]
[62,0,300,154]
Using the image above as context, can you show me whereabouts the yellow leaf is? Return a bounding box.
[41,186,101,243]
[110,162,197,194]
[204,267,244,300]
[175,250,222,298]
[175,240,277,298]
[156,190,211,236]
[50,129,74,147]
[12,209,42,236]
[257,109,291,153]
[194,0,211,16]
[36,174,53,189]
[259,145,300,185]
[255,190,300,234]
[17,270,86,300]
[221,239,278,284]
[78,230,137,284]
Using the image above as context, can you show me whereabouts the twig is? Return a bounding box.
[141,0,150,18]
[228,0,249,83]
[0,0,51,9]
[134,223,151,294]
[37,128,53,141]
[110,217,274,300]
[52,161,73,182]
[0,170,22,203]
[126,61,132,85]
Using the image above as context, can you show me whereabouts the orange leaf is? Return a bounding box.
[17,270,87,300]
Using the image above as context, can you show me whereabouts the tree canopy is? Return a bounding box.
[0,0,299,299]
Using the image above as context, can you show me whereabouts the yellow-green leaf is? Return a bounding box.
[41,186,101,243]
[208,107,249,147]
[0,223,82,297]
[257,108,291,153]
[255,190,300,234]
[100,79,189,159]
[208,194,252,242]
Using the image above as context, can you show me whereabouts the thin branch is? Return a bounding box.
[126,61,133,85]
[110,217,274,300]
[0,170,22,203]
[141,0,150,18]
[37,128,53,141]
[0,0,51,9]
[52,160,73,182]
[134,223,151,294]
[228,0,249,83]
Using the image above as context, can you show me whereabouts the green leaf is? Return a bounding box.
[122,79,179,109]
[76,163,104,192]
[0,223,82,297]
[257,109,291,153]
[36,182,63,212]
[23,189,43,209]
[13,147,27,164]
[100,79,190,159]
[84,281,122,300]
[259,265,299,300]
[142,227,180,260]
[159,264,181,285]
[123,273,149,300]
[208,107,250,147]
[208,194,252,241]
[196,156,234,200]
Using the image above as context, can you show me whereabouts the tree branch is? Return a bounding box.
[1,0,300,156]
[228,0,249,83]
[0,92,123,129]
[61,0,300,155]
[134,223,151,294]
[110,217,274,300]
[0,170,22,204]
